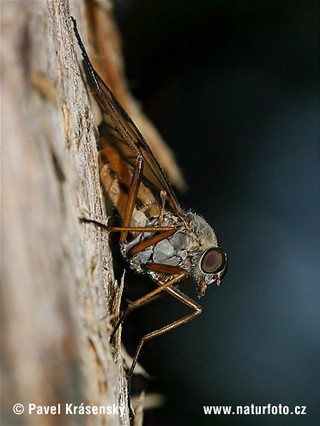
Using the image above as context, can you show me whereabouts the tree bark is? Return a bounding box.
[1,1,129,424]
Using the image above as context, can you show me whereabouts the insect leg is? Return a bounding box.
[80,216,175,234]
[101,151,179,244]
[120,155,143,242]
[128,266,202,379]
[110,277,192,343]
[110,266,186,341]
[104,150,160,243]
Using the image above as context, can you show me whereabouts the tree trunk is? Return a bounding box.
[1,1,129,424]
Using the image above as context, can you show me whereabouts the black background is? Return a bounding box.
[113,1,319,425]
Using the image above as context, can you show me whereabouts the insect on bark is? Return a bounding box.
[71,17,228,380]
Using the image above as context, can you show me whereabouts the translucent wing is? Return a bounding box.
[72,18,184,218]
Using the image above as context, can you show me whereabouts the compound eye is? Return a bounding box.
[200,248,226,274]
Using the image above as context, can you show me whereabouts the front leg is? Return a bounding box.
[110,265,187,342]
[128,273,202,379]
[109,263,203,379]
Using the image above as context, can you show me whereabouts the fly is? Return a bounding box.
[71,17,228,380]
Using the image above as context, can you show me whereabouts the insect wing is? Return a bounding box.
[96,72,183,214]
[82,55,184,217]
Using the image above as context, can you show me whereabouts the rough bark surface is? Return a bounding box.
[1,1,128,425]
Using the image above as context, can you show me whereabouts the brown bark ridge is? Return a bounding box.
[1,0,129,424]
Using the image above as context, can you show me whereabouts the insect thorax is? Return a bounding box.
[120,210,219,284]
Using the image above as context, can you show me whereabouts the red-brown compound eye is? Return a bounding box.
[200,248,226,274]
